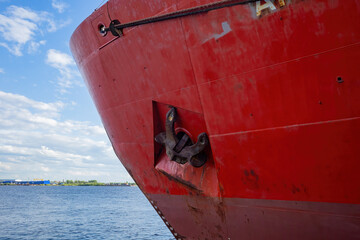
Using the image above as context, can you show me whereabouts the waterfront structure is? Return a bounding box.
[0,179,50,185]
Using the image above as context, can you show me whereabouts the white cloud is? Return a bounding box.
[0,5,70,56]
[27,40,46,54]
[46,49,75,68]
[0,90,64,113]
[0,68,4,73]
[0,90,132,182]
[0,42,22,56]
[41,166,50,172]
[52,0,68,13]
[8,5,41,22]
[0,162,11,170]
[46,49,81,94]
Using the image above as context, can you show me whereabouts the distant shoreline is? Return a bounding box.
[0,184,137,187]
[0,180,136,187]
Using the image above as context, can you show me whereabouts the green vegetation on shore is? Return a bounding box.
[62,180,105,186]
[61,180,136,186]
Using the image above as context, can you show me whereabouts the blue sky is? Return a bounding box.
[0,0,132,182]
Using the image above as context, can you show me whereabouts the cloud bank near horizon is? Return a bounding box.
[0,90,132,182]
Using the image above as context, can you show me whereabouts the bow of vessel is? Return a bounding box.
[70,0,360,239]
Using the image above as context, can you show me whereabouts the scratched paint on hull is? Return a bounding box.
[148,193,360,240]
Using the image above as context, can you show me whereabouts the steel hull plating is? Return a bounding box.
[70,0,360,239]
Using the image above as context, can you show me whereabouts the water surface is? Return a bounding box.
[0,186,174,240]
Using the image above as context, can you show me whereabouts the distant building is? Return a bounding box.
[17,180,50,185]
[0,179,17,184]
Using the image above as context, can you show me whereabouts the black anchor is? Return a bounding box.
[154,107,209,168]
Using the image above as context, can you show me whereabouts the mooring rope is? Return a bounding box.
[104,0,259,36]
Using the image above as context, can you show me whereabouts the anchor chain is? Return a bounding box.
[154,107,209,167]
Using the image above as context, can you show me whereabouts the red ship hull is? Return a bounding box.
[70,0,360,239]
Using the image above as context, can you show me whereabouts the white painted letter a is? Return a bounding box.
[256,0,277,16]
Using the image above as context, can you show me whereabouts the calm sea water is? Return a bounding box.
[0,186,174,240]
